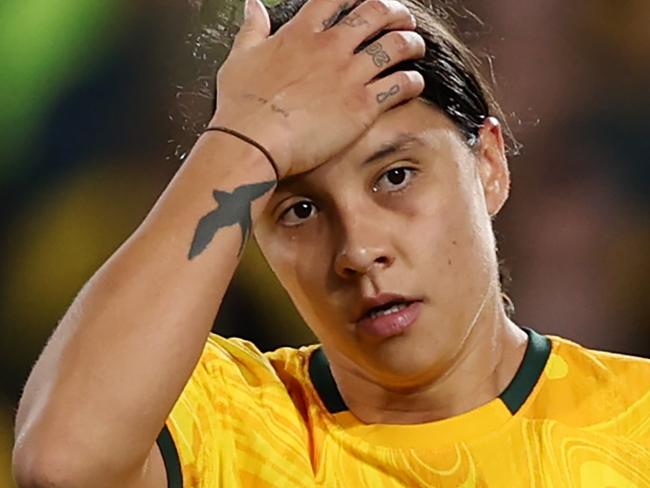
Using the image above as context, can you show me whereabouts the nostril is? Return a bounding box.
[334,248,393,278]
[344,264,361,276]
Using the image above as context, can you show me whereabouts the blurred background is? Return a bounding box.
[1,0,648,484]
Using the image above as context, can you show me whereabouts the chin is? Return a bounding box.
[359,335,449,390]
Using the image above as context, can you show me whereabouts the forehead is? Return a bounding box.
[277,99,462,190]
[341,99,457,160]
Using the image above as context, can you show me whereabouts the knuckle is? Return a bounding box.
[399,31,425,55]
[391,31,411,54]
[344,86,371,110]
[393,3,412,19]
[318,29,347,51]
[322,27,342,45]
[397,71,422,93]
[397,71,413,87]
[367,0,391,17]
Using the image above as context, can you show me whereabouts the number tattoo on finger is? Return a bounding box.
[376,84,400,104]
[365,42,391,68]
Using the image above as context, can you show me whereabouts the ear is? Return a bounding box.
[475,117,510,217]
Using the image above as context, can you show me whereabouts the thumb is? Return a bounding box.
[234,0,271,48]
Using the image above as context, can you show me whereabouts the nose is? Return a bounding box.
[333,220,394,279]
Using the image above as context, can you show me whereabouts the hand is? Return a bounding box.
[210,0,426,178]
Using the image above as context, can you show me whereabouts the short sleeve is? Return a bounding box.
[156,334,272,488]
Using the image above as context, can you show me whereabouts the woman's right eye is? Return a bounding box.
[278,201,318,227]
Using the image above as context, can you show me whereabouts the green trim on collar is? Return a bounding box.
[499,327,551,414]
[309,346,348,413]
[309,327,551,416]
[156,425,183,488]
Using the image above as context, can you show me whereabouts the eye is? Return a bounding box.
[278,200,317,227]
[373,167,417,193]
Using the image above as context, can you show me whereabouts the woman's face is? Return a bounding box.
[254,99,510,388]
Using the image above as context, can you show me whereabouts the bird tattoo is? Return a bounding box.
[188,180,276,260]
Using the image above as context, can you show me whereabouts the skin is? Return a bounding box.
[255,100,529,424]
[12,0,528,486]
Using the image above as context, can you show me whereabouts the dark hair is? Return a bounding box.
[265,0,517,316]
[185,0,517,315]
[183,0,518,157]
[265,0,518,154]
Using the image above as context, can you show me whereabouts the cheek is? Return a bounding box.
[407,178,493,284]
[258,230,332,321]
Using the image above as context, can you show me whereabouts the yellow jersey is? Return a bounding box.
[157,328,650,487]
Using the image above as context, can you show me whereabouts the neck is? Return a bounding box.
[326,293,529,425]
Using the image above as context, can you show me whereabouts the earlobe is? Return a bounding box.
[476,117,510,217]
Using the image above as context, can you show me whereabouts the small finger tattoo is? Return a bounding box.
[341,12,369,27]
[376,84,400,104]
[322,2,352,30]
[365,42,391,68]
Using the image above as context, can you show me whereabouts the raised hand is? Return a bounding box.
[211,0,426,178]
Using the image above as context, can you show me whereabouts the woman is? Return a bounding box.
[12,0,650,486]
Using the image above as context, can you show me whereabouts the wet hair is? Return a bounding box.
[268,0,517,153]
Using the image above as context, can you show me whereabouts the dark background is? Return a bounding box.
[1,0,648,483]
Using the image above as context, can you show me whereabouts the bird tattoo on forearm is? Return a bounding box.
[188,180,276,260]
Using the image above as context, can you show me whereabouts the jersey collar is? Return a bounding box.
[308,327,552,416]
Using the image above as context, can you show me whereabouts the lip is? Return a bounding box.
[355,292,422,322]
[356,301,422,338]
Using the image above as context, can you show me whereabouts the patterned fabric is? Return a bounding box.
[158,329,650,487]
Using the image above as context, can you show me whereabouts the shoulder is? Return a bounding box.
[196,333,318,389]
[528,333,650,427]
[183,334,321,435]
[549,334,650,394]
[166,334,319,442]
[161,336,319,485]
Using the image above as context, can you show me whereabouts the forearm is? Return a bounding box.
[13,131,276,483]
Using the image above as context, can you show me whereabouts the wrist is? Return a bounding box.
[204,127,281,181]
[208,112,292,179]
[195,129,277,183]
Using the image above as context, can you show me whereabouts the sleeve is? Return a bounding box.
[155,333,274,488]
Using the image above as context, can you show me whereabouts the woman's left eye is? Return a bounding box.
[373,167,417,193]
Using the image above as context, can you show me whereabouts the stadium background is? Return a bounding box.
[1,0,648,484]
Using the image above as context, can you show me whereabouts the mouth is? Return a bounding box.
[367,301,412,318]
[356,294,423,338]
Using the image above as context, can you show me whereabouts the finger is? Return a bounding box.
[233,0,271,49]
[353,30,425,80]
[376,9,417,36]
[367,70,425,112]
[328,0,416,46]
[293,0,360,33]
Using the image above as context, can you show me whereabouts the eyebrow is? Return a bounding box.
[274,132,426,196]
[361,133,426,166]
